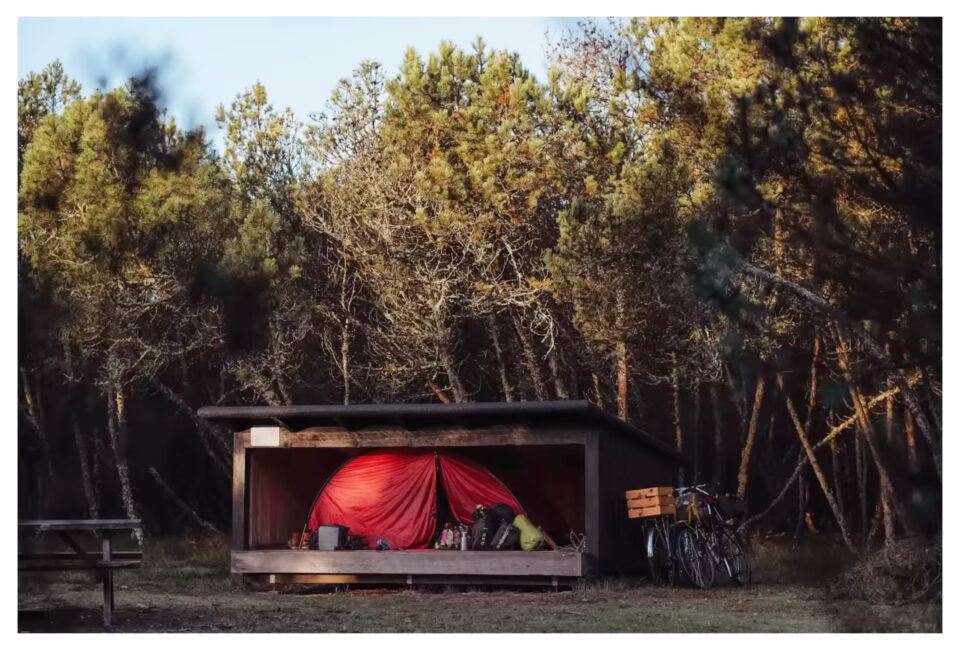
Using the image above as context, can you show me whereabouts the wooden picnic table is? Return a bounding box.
[19,519,143,627]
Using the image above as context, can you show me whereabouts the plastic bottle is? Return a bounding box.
[441,523,451,548]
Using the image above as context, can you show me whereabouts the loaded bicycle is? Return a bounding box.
[629,487,715,589]
[675,483,752,586]
[629,484,752,589]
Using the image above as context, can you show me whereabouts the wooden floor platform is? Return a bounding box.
[232,550,584,578]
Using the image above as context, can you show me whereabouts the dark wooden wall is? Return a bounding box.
[247,448,353,548]
[597,430,676,575]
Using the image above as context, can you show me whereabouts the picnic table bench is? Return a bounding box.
[19,519,143,626]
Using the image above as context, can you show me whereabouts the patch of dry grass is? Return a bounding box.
[830,537,942,605]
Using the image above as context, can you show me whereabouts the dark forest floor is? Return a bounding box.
[18,535,941,633]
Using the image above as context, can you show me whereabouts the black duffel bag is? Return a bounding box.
[471,511,496,550]
[491,521,520,550]
[489,502,517,525]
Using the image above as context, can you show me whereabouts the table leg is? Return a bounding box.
[102,531,113,627]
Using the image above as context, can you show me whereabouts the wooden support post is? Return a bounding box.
[102,530,113,627]
[232,432,248,553]
[583,436,601,576]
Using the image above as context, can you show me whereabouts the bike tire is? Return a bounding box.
[718,525,751,586]
[673,521,715,589]
[646,521,674,586]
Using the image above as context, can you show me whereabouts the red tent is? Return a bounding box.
[306,451,523,549]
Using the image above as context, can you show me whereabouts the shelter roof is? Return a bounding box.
[198,399,686,463]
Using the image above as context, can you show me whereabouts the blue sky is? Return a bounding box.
[18,17,581,150]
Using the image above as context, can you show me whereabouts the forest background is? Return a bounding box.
[16,17,941,557]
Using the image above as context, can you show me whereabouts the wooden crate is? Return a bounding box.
[625,487,672,500]
[626,494,674,509]
[627,504,677,519]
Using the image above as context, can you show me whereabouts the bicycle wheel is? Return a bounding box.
[673,522,716,589]
[718,525,751,586]
[646,521,674,586]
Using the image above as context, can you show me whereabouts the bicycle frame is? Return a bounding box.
[676,484,745,581]
[645,515,673,561]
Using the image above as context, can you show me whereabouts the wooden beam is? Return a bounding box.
[231,550,584,577]
[232,432,249,551]
[583,432,601,577]
[271,425,587,449]
[19,551,142,561]
[263,573,575,587]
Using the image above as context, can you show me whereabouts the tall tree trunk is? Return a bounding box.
[440,336,466,403]
[510,309,547,400]
[92,417,104,495]
[711,383,724,487]
[885,344,894,444]
[487,315,513,402]
[854,414,868,544]
[62,341,99,517]
[777,374,858,555]
[72,415,100,519]
[616,289,629,420]
[107,379,142,543]
[617,341,629,421]
[592,373,604,409]
[919,365,941,433]
[548,345,570,400]
[737,375,766,498]
[766,382,777,444]
[340,253,352,405]
[723,364,746,433]
[20,366,53,477]
[275,373,293,406]
[692,384,701,483]
[672,353,683,484]
[795,332,821,543]
[830,414,846,536]
[905,409,919,473]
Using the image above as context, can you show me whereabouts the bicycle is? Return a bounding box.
[643,514,676,586]
[675,483,752,586]
[672,518,716,588]
[643,512,717,589]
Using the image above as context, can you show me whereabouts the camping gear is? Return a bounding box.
[307,451,523,550]
[513,514,546,551]
[315,524,349,550]
[489,503,517,525]
[673,490,707,521]
[471,510,496,550]
[627,487,677,518]
[492,521,520,550]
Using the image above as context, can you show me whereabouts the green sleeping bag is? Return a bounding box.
[513,514,545,551]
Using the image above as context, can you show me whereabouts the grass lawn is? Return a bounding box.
[18,535,941,633]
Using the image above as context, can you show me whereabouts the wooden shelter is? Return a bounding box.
[198,400,685,585]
